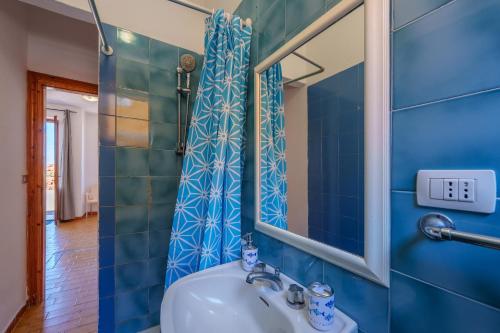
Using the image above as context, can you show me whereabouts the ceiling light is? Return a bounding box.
[82,95,98,102]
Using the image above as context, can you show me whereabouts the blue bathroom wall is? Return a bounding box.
[236,2,388,333]
[98,24,202,332]
[390,0,500,331]
[237,0,500,332]
[307,63,365,256]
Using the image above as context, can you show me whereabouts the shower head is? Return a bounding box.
[180,54,196,73]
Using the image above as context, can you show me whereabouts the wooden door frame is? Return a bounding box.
[46,116,59,223]
[26,71,98,305]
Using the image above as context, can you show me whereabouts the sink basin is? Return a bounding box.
[160,262,357,333]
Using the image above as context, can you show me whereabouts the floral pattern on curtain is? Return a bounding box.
[260,63,288,230]
[165,9,252,288]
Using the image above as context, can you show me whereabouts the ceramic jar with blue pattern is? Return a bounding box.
[307,282,335,331]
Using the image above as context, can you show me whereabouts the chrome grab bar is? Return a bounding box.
[88,0,113,56]
[419,213,500,250]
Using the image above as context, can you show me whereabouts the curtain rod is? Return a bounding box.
[88,0,113,56]
[46,107,77,114]
[168,0,252,26]
[283,52,325,86]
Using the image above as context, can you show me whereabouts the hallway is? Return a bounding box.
[13,217,98,332]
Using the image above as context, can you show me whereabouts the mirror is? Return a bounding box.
[255,0,390,286]
[259,5,364,254]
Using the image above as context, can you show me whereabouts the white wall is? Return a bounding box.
[26,0,207,53]
[26,4,98,83]
[0,0,28,331]
[284,85,308,237]
[83,112,98,212]
[281,5,364,86]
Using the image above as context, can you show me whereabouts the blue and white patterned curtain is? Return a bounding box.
[260,63,288,230]
[165,9,252,288]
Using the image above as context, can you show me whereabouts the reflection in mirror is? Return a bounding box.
[259,5,364,256]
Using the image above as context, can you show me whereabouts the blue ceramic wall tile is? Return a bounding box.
[99,146,115,177]
[150,95,177,124]
[151,177,178,204]
[325,0,341,10]
[391,271,500,333]
[392,0,452,30]
[254,232,284,269]
[115,288,149,322]
[285,0,325,39]
[323,263,389,333]
[149,203,175,231]
[149,284,165,314]
[98,85,117,117]
[283,245,323,285]
[116,29,150,64]
[98,115,116,147]
[393,0,500,109]
[116,316,151,333]
[99,267,115,298]
[116,177,149,206]
[149,228,171,258]
[149,149,180,176]
[99,206,115,238]
[147,257,167,286]
[149,66,177,99]
[391,191,500,309]
[258,0,285,61]
[99,177,115,207]
[116,147,149,177]
[150,123,177,150]
[115,232,149,265]
[117,89,149,120]
[99,296,115,333]
[99,24,117,92]
[117,58,149,92]
[116,117,149,148]
[115,261,148,292]
[99,237,115,267]
[392,90,500,195]
[150,39,179,70]
[116,206,148,235]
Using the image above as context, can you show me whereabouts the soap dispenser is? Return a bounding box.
[241,233,258,271]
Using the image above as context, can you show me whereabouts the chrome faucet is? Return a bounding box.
[246,264,284,291]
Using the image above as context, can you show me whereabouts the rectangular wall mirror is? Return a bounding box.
[254,0,390,286]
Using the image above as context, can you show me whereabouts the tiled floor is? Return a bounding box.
[13,216,98,333]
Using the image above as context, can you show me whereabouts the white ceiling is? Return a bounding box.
[46,88,98,113]
[188,0,242,14]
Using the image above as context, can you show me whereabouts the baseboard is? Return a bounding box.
[60,212,98,222]
[5,302,27,333]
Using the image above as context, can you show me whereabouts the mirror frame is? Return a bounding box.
[254,0,390,286]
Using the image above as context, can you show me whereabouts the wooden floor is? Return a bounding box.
[13,216,98,333]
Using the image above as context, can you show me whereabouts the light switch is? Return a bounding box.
[429,178,444,199]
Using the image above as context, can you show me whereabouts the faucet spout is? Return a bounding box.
[246,271,284,291]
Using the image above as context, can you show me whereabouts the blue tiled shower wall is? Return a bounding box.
[98,24,202,332]
[236,0,500,332]
[307,63,365,256]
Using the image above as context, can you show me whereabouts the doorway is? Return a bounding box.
[17,72,99,332]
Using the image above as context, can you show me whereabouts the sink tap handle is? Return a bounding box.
[253,262,266,273]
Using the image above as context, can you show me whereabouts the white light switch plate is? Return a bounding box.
[416,170,496,213]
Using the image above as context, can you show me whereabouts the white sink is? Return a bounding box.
[160,262,358,333]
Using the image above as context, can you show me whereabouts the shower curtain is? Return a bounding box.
[260,63,288,230]
[58,110,76,221]
[165,9,252,288]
